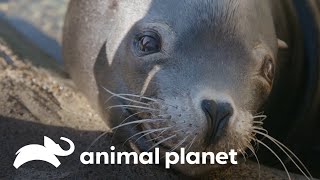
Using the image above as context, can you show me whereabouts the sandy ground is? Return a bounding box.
[1,0,68,63]
[0,0,311,179]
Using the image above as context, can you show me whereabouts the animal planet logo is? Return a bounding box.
[13,136,75,169]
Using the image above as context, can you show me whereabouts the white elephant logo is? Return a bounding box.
[13,136,75,169]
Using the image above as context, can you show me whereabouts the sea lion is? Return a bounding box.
[63,0,320,176]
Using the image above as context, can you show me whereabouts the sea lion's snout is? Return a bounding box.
[201,100,233,145]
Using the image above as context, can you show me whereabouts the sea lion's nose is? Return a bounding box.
[201,100,233,145]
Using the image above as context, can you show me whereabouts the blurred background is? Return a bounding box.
[0,0,68,64]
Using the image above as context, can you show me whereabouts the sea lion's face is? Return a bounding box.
[95,0,280,175]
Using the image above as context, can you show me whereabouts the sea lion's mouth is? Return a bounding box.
[139,123,173,150]
[120,106,173,153]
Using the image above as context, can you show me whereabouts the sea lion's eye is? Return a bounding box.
[134,31,161,56]
[261,56,275,83]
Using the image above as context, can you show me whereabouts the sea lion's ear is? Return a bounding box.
[277,39,288,49]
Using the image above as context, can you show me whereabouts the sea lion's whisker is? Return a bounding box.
[111,119,167,131]
[134,126,175,143]
[252,121,264,125]
[124,111,153,126]
[252,139,261,151]
[254,111,265,116]
[160,135,190,160]
[123,127,172,145]
[116,94,158,102]
[238,148,248,162]
[75,131,110,176]
[246,145,261,180]
[147,135,177,151]
[253,130,312,179]
[134,132,158,144]
[111,111,152,140]
[119,111,150,128]
[185,129,197,153]
[240,141,251,161]
[118,94,177,108]
[127,113,170,132]
[111,111,151,141]
[129,110,151,120]
[102,86,177,108]
[153,128,167,139]
[254,139,291,180]
[252,126,267,142]
[263,134,312,178]
[253,115,267,118]
[145,129,169,143]
[185,137,197,153]
[106,105,159,111]
[86,131,109,153]
[146,126,190,143]
[101,86,159,102]
[252,115,267,121]
[104,94,150,106]
[253,127,268,134]
[145,136,163,143]
[170,135,190,152]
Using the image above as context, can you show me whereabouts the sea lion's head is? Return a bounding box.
[64,0,287,176]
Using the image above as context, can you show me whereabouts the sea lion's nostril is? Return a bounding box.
[201,100,233,145]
